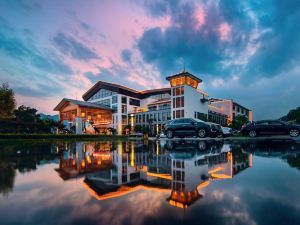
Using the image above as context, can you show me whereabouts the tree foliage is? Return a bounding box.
[230,115,249,130]
[14,105,39,122]
[286,107,300,124]
[0,83,16,118]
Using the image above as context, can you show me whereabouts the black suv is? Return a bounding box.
[240,120,300,137]
[164,118,222,139]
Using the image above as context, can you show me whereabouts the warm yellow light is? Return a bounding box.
[146,172,172,180]
[168,200,187,209]
[210,173,232,179]
[130,143,135,167]
[208,166,223,174]
[197,181,210,190]
[87,156,92,165]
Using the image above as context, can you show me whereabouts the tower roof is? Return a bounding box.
[166,71,202,83]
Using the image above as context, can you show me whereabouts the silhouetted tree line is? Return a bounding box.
[0,83,61,133]
[0,141,57,196]
[281,107,300,124]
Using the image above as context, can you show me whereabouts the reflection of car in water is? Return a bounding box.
[241,140,300,153]
[164,139,224,152]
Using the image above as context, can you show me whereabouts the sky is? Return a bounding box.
[0,0,300,120]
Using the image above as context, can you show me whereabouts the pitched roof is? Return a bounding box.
[53,98,113,111]
[82,80,171,101]
[166,71,202,83]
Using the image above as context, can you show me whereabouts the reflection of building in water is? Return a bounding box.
[55,142,115,180]
[57,141,252,208]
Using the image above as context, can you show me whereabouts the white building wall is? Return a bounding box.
[209,100,233,120]
[184,85,208,118]
[183,160,208,192]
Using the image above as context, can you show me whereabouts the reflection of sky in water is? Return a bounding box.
[0,141,300,225]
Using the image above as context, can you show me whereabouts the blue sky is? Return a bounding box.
[0,0,300,119]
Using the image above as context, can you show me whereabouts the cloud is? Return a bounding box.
[137,0,300,83]
[121,49,132,62]
[0,32,73,75]
[4,0,42,11]
[53,32,100,61]
[137,0,255,78]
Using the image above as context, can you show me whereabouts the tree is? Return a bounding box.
[286,107,300,124]
[14,105,38,122]
[231,115,249,130]
[0,83,16,118]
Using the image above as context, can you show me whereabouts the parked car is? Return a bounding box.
[221,126,233,137]
[240,120,300,137]
[164,118,222,139]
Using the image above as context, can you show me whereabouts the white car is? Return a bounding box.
[221,126,233,137]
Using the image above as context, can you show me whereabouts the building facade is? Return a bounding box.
[55,71,252,134]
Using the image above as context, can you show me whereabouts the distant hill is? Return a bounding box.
[39,113,59,122]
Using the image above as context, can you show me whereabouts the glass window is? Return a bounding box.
[167,112,171,120]
[122,115,127,125]
[181,110,184,118]
[112,104,118,112]
[180,86,184,95]
[175,87,181,96]
[173,119,183,124]
[112,95,118,104]
[181,96,184,107]
[256,121,269,125]
[121,105,127,114]
[269,121,284,125]
[175,97,180,108]
[122,96,127,104]
[95,99,111,107]
[175,110,184,118]
[129,98,140,106]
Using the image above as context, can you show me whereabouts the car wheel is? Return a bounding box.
[198,129,207,138]
[198,141,206,150]
[289,129,299,137]
[248,130,257,137]
[166,130,174,139]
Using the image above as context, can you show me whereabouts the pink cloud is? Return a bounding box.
[194,5,206,29]
[219,22,231,41]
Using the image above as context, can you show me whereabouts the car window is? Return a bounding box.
[173,119,185,124]
[269,121,284,125]
[183,119,194,124]
[256,121,269,125]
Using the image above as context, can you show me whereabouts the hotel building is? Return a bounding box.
[54,71,252,134]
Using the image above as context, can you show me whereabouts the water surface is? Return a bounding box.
[0,139,300,225]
